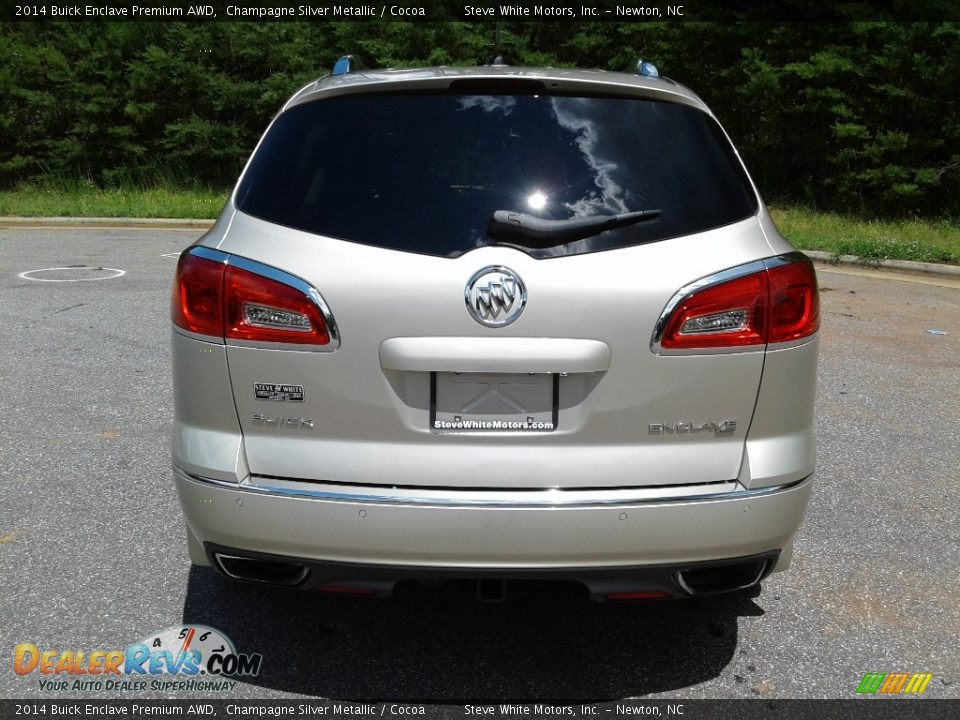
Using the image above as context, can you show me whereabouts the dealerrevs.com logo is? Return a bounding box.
[13,625,261,692]
[857,672,933,695]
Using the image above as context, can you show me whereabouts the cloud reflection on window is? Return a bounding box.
[551,97,633,217]
[458,95,518,115]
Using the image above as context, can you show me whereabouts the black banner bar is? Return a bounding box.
[2,700,959,719]
[3,0,959,23]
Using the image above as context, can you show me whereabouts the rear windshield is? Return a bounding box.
[235,92,758,259]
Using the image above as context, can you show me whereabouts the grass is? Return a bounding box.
[0,181,226,219]
[770,206,960,266]
[1,182,958,265]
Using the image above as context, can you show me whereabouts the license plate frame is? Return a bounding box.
[430,372,559,433]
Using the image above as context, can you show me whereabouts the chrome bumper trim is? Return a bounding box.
[174,466,810,508]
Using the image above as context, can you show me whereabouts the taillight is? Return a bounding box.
[171,253,224,337]
[655,253,819,352]
[224,264,330,345]
[172,248,335,348]
[766,260,821,343]
[659,272,768,349]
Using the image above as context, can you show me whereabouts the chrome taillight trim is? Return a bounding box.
[185,244,230,265]
[179,245,340,351]
[650,251,811,356]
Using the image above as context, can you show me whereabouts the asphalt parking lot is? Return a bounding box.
[1,227,958,701]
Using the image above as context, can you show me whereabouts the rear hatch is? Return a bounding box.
[217,87,770,489]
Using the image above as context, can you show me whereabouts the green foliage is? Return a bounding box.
[770,206,960,263]
[0,179,226,218]
[1,21,957,219]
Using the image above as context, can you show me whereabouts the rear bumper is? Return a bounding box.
[174,467,813,594]
[206,543,781,600]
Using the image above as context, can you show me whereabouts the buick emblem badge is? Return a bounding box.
[465,266,527,327]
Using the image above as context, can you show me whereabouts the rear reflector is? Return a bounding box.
[606,590,671,601]
[314,584,377,597]
[656,253,819,351]
[171,248,333,347]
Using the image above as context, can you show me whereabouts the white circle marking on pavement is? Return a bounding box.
[18,267,127,282]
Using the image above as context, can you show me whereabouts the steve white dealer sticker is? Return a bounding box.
[254,383,305,402]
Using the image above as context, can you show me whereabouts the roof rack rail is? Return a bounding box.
[331,54,368,76]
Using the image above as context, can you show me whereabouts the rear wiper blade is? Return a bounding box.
[487,208,661,246]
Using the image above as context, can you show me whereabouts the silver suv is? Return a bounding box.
[171,58,819,601]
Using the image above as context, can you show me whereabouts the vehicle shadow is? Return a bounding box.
[181,566,762,700]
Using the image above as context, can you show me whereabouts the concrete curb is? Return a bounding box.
[0,216,214,230]
[804,250,960,279]
[3,217,959,279]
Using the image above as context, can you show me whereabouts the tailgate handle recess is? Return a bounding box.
[379,337,610,374]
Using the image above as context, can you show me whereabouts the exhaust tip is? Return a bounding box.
[214,553,309,586]
[675,559,770,596]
